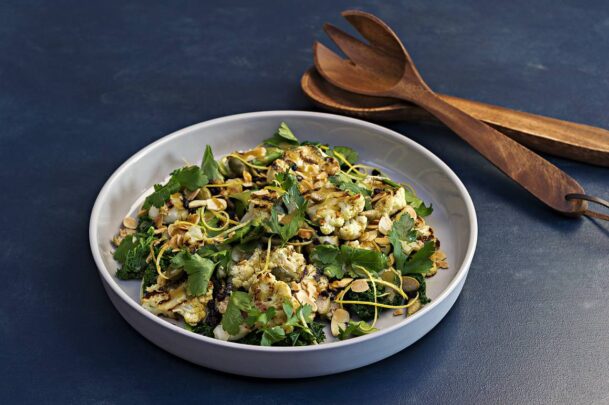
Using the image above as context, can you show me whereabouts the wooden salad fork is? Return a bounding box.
[313,10,609,218]
[301,67,609,167]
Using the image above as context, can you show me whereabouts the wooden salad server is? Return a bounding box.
[301,67,609,167]
[313,10,609,219]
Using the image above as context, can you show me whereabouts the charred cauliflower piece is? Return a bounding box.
[141,280,214,326]
[365,187,407,220]
[269,245,306,282]
[267,145,339,190]
[307,192,366,235]
[249,272,293,314]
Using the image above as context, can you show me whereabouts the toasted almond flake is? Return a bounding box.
[437,260,449,269]
[297,228,314,239]
[206,198,227,211]
[350,279,370,293]
[186,213,200,224]
[186,189,200,201]
[188,200,206,208]
[243,170,252,184]
[123,216,137,229]
[360,230,378,242]
[330,278,353,289]
[404,205,417,221]
[378,215,393,235]
[331,308,350,336]
[316,296,331,315]
[374,236,390,245]
[407,298,422,316]
[393,309,404,316]
[241,146,266,159]
[137,208,148,217]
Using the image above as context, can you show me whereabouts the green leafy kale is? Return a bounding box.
[143,166,208,208]
[311,244,387,279]
[263,122,300,147]
[186,321,215,337]
[329,172,370,196]
[171,251,215,296]
[200,145,224,182]
[141,263,159,292]
[408,273,431,304]
[114,228,156,280]
[345,285,403,322]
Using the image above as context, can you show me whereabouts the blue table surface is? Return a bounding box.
[1,0,608,403]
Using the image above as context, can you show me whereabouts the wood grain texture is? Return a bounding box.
[314,10,589,215]
[301,68,609,167]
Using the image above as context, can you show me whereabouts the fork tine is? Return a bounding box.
[341,10,404,57]
[313,41,385,95]
[323,23,402,77]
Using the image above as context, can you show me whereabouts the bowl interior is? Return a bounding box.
[91,111,476,344]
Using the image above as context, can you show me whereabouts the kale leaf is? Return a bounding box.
[114,228,156,280]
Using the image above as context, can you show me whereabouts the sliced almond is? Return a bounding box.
[350,279,370,293]
[188,200,206,208]
[206,197,227,211]
[297,228,314,239]
[378,215,393,235]
[374,236,390,245]
[185,188,200,201]
[393,309,404,316]
[437,260,449,269]
[242,170,253,185]
[330,308,350,336]
[360,230,378,242]
[330,278,353,289]
[123,216,137,230]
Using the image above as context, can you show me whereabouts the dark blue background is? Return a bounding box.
[1,1,608,403]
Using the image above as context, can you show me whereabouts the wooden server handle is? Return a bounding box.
[404,87,587,215]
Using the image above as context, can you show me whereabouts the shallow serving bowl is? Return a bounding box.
[89,111,477,378]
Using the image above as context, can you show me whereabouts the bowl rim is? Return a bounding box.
[89,110,478,353]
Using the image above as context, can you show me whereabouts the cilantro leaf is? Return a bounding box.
[221,291,254,335]
[329,173,370,196]
[402,241,436,274]
[171,251,215,296]
[200,145,224,182]
[263,122,300,147]
[143,166,208,208]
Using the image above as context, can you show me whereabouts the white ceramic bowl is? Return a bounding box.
[90,111,477,378]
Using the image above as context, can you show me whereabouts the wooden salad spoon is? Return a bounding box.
[301,67,609,167]
[314,10,591,217]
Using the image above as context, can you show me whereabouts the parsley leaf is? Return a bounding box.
[263,122,300,147]
[328,146,359,165]
[221,291,254,335]
[414,202,433,217]
[268,206,305,243]
[329,173,370,196]
[200,145,224,182]
[261,326,286,346]
[275,173,305,213]
[403,187,433,217]
[402,241,436,274]
[388,214,415,271]
[171,251,215,296]
[143,166,208,208]
[338,321,378,340]
[311,244,387,278]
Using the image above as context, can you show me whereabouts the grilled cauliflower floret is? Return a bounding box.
[293,265,329,312]
[366,187,407,220]
[266,145,339,188]
[269,246,306,282]
[338,215,368,240]
[307,193,365,235]
[249,273,293,313]
[241,189,280,222]
[230,249,265,289]
[213,324,250,341]
[141,281,213,325]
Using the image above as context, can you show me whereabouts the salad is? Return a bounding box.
[112,122,447,346]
